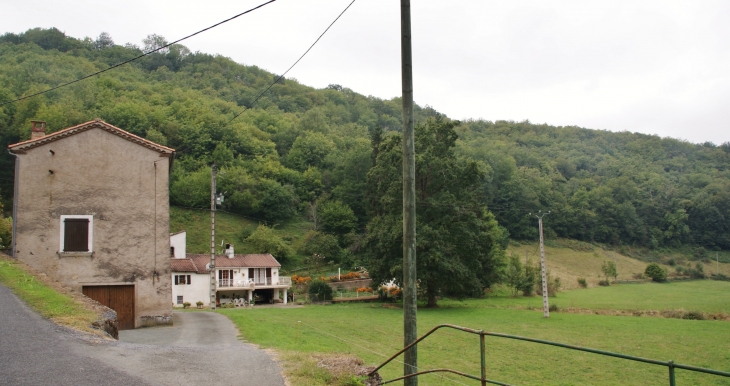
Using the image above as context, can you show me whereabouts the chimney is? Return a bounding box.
[225,243,234,258]
[31,121,47,140]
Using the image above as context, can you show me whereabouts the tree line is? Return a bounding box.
[1,27,728,272]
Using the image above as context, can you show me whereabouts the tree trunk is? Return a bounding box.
[426,289,438,308]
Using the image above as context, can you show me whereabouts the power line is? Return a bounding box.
[0,0,277,106]
[228,0,357,123]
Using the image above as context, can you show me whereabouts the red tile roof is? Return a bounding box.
[170,259,198,272]
[8,119,175,154]
[171,253,281,273]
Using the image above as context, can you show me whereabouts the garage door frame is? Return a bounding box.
[81,284,136,330]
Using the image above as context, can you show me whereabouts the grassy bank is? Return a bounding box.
[507,241,730,290]
[0,255,98,333]
[220,282,730,385]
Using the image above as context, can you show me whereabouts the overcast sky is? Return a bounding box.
[4,0,729,144]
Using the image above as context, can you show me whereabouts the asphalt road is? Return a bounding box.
[0,284,152,386]
[0,284,286,386]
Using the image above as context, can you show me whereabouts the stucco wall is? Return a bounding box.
[171,273,209,307]
[13,127,173,327]
[170,232,186,259]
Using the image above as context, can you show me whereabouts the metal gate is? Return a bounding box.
[370,324,730,385]
[82,285,135,330]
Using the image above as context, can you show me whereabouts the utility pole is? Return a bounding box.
[401,0,418,384]
[718,252,720,276]
[530,211,550,318]
[209,163,217,310]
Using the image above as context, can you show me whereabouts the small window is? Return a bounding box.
[60,215,93,253]
[177,296,183,305]
[174,275,191,285]
[170,246,175,257]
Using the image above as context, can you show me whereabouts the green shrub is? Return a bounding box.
[682,311,705,320]
[183,301,191,309]
[308,279,333,301]
[687,263,706,279]
[549,303,559,312]
[645,263,667,282]
[577,278,587,288]
[598,280,610,286]
[711,273,730,281]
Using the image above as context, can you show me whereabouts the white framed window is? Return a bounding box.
[177,295,183,305]
[59,215,93,253]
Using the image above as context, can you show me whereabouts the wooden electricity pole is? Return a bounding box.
[401,0,418,384]
[531,211,550,318]
[210,163,217,310]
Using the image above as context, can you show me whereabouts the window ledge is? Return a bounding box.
[57,251,94,258]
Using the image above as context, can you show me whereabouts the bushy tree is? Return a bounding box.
[645,263,667,282]
[319,200,357,236]
[601,260,618,283]
[505,253,525,296]
[302,231,342,264]
[365,117,506,307]
[308,279,333,301]
[245,224,292,262]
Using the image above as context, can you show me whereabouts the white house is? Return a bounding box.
[170,230,186,259]
[170,233,291,307]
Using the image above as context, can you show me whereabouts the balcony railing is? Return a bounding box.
[217,277,292,288]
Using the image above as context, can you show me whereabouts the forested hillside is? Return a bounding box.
[1,28,728,258]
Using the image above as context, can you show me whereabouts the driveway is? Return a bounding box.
[0,284,151,386]
[0,284,286,386]
[108,311,286,386]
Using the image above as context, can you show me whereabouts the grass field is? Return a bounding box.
[483,280,730,314]
[220,281,730,385]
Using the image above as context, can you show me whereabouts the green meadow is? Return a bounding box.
[219,281,730,385]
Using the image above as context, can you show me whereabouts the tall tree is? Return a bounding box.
[365,118,506,307]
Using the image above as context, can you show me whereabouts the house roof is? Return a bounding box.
[171,253,282,274]
[8,119,175,155]
[170,258,198,273]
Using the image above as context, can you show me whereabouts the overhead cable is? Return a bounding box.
[0,0,277,106]
[228,0,357,123]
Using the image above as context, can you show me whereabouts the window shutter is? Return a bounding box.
[187,275,191,285]
[175,275,179,285]
[249,268,254,279]
[64,218,89,252]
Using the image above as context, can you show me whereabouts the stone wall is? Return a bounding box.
[328,278,373,291]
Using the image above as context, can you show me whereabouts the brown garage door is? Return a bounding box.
[82,285,135,330]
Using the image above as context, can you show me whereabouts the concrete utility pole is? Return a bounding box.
[401,0,418,384]
[531,211,550,318]
[210,163,217,310]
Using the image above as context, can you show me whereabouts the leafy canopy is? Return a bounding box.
[364,117,506,307]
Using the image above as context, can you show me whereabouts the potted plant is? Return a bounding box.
[196,301,203,309]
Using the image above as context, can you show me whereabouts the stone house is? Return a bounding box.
[170,232,291,307]
[8,119,175,329]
